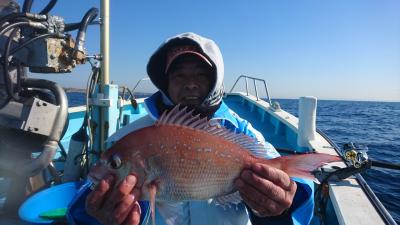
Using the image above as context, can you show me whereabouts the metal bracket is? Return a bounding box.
[88,98,111,107]
[0,97,59,136]
[88,94,112,107]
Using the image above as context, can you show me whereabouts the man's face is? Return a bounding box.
[167,55,213,107]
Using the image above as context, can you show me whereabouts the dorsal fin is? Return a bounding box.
[156,104,268,157]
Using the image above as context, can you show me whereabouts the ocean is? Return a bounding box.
[67,92,400,223]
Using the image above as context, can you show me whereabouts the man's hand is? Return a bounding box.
[234,163,297,217]
[86,174,142,225]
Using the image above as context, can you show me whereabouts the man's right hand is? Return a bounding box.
[86,174,142,225]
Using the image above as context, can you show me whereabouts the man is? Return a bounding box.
[85,32,314,225]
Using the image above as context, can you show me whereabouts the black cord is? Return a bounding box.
[23,0,58,14]
[76,8,98,51]
[84,65,100,173]
[39,0,58,15]
[64,22,81,32]
[0,21,29,36]
[314,166,357,224]
[22,0,33,13]
[0,13,25,28]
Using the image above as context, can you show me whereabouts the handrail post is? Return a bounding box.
[228,75,242,93]
[253,79,259,100]
[131,77,150,93]
[263,80,272,105]
[245,77,249,96]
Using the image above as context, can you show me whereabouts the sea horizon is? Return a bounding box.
[63,87,400,103]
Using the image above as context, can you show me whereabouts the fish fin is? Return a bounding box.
[156,105,267,156]
[212,191,242,209]
[157,104,210,130]
[148,182,157,225]
[258,153,341,180]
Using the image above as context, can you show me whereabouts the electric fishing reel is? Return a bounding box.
[313,142,371,183]
[0,0,99,178]
[342,142,369,168]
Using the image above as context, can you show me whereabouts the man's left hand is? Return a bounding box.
[234,163,297,217]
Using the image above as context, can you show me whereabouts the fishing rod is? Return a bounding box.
[371,160,400,170]
[277,146,400,171]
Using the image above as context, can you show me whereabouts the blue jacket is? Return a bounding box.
[67,92,314,225]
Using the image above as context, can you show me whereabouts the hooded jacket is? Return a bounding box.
[147,32,225,110]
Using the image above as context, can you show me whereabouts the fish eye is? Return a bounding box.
[108,154,122,169]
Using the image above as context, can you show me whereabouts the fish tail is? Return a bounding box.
[257,153,341,179]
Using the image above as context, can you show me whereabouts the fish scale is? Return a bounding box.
[88,105,341,225]
[143,128,243,201]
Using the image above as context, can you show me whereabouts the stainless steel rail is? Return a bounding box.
[229,75,272,105]
[131,77,150,93]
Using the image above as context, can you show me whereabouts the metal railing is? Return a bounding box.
[131,77,150,93]
[229,75,272,105]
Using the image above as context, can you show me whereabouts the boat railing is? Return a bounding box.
[131,77,150,93]
[229,75,272,105]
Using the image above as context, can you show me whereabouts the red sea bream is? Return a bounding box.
[88,105,340,223]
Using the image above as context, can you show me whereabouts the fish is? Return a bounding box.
[88,104,341,224]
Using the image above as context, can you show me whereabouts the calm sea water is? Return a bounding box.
[67,93,400,223]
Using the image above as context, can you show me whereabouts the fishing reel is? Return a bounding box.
[343,142,369,168]
[313,142,371,183]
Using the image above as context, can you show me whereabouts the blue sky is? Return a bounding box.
[22,0,400,102]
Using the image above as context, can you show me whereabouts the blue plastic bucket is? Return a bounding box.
[19,181,82,224]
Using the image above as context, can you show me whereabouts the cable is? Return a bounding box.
[75,8,98,52]
[64,20,99,32]
[83,64,100,173]
[39,0,58,15]
[0,13,25,28]
[23,0,58,14]
[22,0,33,13]
[0,21,29,36]
[64,22,81,32]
